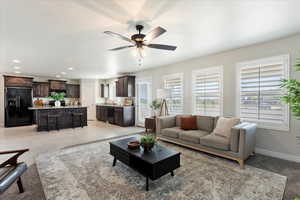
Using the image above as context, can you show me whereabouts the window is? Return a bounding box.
[192,66,223,116]
[136,77,152,126]
[164,73,184,115]
[237,55,290,131]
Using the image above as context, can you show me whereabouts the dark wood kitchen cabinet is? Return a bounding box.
[114,107,135,126]
[114,107,123,126]
[49,80,66,91]
[96,105,108,121]
[66,84,80,98]
[96,105,135,126]
[33,82,49,97]
[116,76,135,97]
[4,76,33,88]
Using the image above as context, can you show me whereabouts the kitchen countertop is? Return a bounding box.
[96,104,134,108]
[28,105,87,110]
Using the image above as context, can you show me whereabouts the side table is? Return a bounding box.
[145,117,156,133]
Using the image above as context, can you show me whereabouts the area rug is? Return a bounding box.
[36,135,287,200]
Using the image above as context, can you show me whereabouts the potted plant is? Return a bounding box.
[140,135,156,152]
[281,52,300,143]
[49,92,65,107]
[150,99,161,117]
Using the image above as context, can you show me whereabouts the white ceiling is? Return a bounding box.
[1,0,300,79]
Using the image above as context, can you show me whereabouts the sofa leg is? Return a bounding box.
[17,177,24,193]
[238,160,245,169]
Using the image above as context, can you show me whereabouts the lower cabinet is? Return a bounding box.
[96,106,107,121]
[114,108,123,126]
[96,105,135,126]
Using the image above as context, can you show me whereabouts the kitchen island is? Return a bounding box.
[28,106,87,131]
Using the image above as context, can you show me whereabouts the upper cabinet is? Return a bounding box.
[4,76,33,88]
[116,76,135,97]
[49,80,66,91]
[66,84,80,98]
[33,82,49,97]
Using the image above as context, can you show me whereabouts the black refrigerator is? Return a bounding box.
[5,87,33,127]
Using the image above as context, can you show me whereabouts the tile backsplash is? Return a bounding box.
[33,97,80,106]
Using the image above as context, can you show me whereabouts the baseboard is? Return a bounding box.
[255,147,300,163]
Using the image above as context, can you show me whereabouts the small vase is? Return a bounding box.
[54,101,61,107]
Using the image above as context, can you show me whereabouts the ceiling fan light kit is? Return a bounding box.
[104,25,177,54]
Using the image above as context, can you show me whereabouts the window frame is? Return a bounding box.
[163,73,184,115]
[192,66,224,116]
[236,54,290,131]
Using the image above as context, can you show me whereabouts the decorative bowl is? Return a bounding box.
[127,141,140,150]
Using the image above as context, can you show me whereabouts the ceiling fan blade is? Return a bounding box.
[147,44,177,51]
[143,26,166,43]
[104,31,133,43]
[108,45,135,51]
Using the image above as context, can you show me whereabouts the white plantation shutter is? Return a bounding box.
[164,73,184,115]
[192,66,223,116]
[237,55,289,131]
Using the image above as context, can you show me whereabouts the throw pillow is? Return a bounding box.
[180,116,197,130]
[213,117,240,138]
[176,114,192,127]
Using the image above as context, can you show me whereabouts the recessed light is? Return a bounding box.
[56,75,61,78]
[13,66,21,70]
[13,59,21,64]
[61,72,66,75]
[14,71,21,74]
[67,67,73,71]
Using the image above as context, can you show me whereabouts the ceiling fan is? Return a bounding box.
[104,25,177,56]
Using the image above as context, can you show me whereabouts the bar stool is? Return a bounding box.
[47,114,61,131]
[72,112,84,128]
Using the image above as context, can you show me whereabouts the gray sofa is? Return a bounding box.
[156,115,257,168]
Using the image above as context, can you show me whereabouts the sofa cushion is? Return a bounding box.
[161,127,182,138]
[180,116,197,130]
[200,133,230,151]
[179,130,209,144]
[213,117,240,138]
[195,116,215,132]
[176,114,192,127]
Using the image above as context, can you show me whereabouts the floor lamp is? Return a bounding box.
[157,89,171,116]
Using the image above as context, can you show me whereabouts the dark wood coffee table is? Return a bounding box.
[109,137,180,191]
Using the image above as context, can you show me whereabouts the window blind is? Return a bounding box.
[238,55,289,130]
[192,66,223,116]
[164,74,183,115]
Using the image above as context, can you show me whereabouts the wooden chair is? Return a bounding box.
[0,149,29,194]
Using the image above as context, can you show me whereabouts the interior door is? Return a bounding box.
[136,78,152,126]
[80,80,97,121]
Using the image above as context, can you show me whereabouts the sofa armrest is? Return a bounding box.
[237,123,257,159]
[230,123,247,152]
[156,116,176,135]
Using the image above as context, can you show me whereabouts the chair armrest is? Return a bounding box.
[156,116,176,135]
[237,123,257,159]
[0,149,29,155]
[0,149,29,168]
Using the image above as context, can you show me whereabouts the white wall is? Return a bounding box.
[137,34,300,160]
